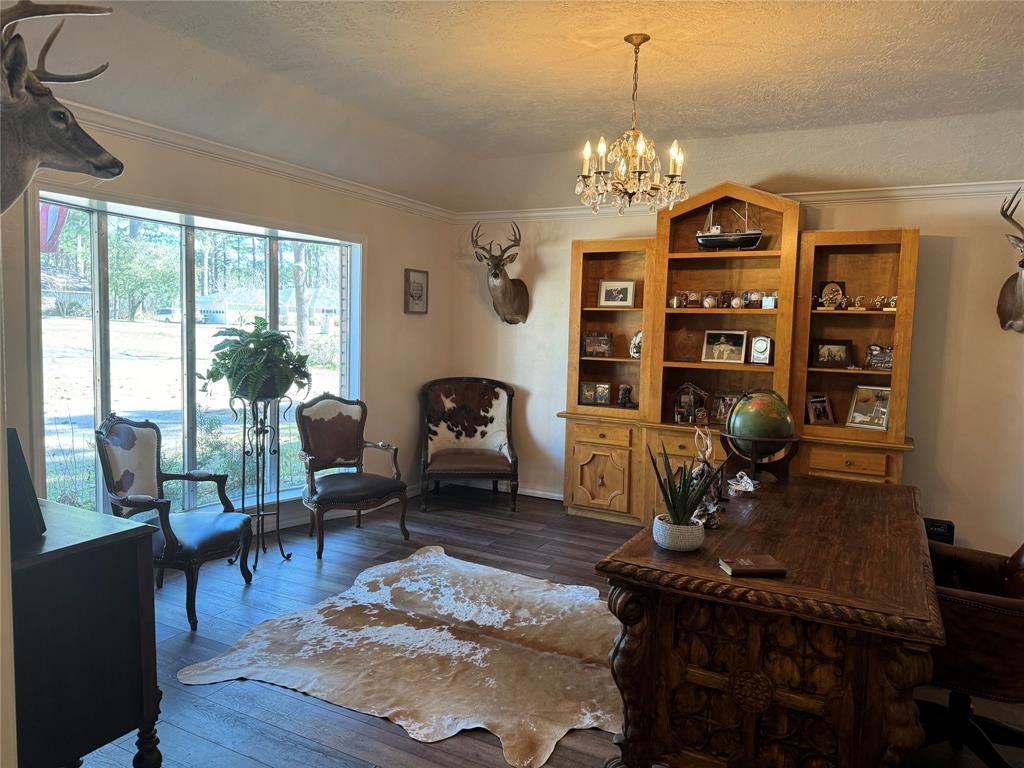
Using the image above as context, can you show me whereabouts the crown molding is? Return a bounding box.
[64,101,1019,225]
[65,100,461,224]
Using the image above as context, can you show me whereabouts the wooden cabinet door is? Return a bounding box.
[571,444,630,514]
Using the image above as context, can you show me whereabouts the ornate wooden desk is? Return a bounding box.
[596,478,943,768]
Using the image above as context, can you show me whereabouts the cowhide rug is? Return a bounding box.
[177,546,622,768]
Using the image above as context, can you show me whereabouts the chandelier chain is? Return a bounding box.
[631,44,640,131]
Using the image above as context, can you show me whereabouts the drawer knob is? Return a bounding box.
[844,458,852,467]
[598,433,606,439]
[678,444,686,450]
[598,473,606,487]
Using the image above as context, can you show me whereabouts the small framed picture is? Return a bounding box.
[594,383,612,405]
[598,280,635,307]
[582,331,613,357]
[404,268,428,314]
[762,292,777,310]
[709,392,741,424]
[579,382,598,405]
[847,385,891,431]
[806,392,835,425]
[701,330,748,364]
[810,339,853,368]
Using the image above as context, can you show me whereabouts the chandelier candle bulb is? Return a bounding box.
[582,140,592,176]
[598,136,607,171]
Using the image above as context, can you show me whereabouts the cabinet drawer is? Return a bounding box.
[808,445,887,477]
[646,428,726,461]
[574,423,632,447]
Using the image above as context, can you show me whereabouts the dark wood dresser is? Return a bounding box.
[596,477,944,768]
[12,500,162,768]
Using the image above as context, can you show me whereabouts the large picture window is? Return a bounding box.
[37,193,361,511]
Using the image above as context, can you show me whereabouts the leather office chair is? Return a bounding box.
[96,413,253,631]
[919,539,1024,767]
[419,377,518,512]
[295,393,408,559]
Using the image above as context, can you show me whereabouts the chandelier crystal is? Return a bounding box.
[575,33,688,215]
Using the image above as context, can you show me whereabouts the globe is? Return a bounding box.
[724,390,796,460]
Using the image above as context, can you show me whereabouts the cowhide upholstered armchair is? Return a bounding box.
[96,413,253,631]
[419,377,518,513]
[295,393,409,559]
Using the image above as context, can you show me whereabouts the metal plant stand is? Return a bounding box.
[234,396,293,569]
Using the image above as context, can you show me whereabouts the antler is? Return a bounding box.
[33,19,108,82]
[470,221,495,260]
[1,1,111,33]
[1001,186,1024,240]
[495,221,521,263]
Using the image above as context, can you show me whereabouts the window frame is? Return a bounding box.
[27,184,364,511]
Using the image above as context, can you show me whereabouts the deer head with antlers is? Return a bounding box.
[1,1,123,214]
[998,186,1024,333]
[471,221,529,324]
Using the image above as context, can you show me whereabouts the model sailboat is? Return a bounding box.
[696,202,763,250]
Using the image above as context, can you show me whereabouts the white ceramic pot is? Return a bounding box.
[652,514,705,552]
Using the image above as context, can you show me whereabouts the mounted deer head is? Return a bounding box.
[1,1,123,214]
[471,221,529,325]
[998,186,1024,333]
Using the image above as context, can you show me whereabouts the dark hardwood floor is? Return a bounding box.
[83,486,1023,768]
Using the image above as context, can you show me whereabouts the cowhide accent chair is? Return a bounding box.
[95,413,252,631]
[918,539,1024,766]
[295,393,408,559]
[419,377,518,512]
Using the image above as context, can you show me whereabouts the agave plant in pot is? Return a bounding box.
[201,317,312,402]
[648,443,725,552]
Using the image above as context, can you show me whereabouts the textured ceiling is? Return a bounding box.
[8,1,1023,209]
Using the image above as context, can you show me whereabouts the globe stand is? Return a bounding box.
[718,433,800,484]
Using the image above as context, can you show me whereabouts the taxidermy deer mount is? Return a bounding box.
[998,187,1024,333]
[471,221,529,324]
[1,1,123,214]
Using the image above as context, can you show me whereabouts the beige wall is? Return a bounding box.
[452,192,1024,554]
[1,124,458,488]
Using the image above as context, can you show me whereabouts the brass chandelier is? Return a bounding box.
[575,33,687,214]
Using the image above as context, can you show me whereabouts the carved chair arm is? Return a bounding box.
[108,493,179,558]
[160,471,235,513]
[364,440,401,480]
[297,450,318,498]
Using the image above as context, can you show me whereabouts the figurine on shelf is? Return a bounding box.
[730,295,746,309]
[629,329,642,358]
[871,295,886,311]
[836,296,849,310]
[818,281,845,310]
[690,426,724,528]
[719,290,735,309]
[884,296,898,312]
[850,295,867,311]
[617,384,638,409]
[668,294,685,309]
[674,382,708,424]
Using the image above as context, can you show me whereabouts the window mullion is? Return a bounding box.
[92,212,111,513]
[182,225,197,509]
[267,237,280,496]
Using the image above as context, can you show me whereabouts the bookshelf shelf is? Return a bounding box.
[665,308,778,315]
[810,309,896,317]
[668,249,783,260]
[582,306,644,312]
[665,361,775,373]
[807,367,892,376]
[580,356,640,363]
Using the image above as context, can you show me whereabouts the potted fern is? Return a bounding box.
[648,443,725,552]
[201,316,312,402]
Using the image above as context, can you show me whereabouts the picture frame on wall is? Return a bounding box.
[701,330,747,364]
[806,392,835,425]
[597,280,635,307]
[404,268,429,314]
[846,385,891,431]
[810,339,853,368]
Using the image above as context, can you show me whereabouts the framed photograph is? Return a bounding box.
[404,268,428,314]
[810,339,853,368]
[594,383,612,405]
[806,392,835,425]
[847,385,891,431]
[582,331,613,357]
[701,330,748,364]
[709,393,741,425]
[598,280,635,307]
[579,382,598,405]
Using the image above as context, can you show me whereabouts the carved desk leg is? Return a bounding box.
[133,687,163,768]
[604,582,658,768]
[873,641,933,767]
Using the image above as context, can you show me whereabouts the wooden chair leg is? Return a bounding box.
[184,564,201,632]
[238,525,253,584]
[510,479,519,512]
[315,508,326,560]
[356,509,362,528]
[399,495,409,540]
[155,568,164,589]
[308,509,316,537]
[421,475,429,512]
